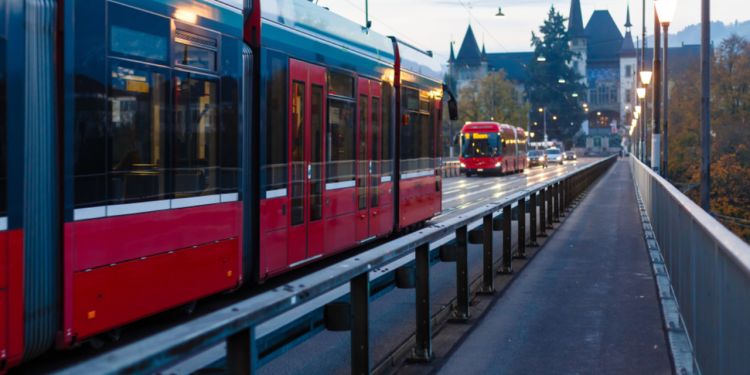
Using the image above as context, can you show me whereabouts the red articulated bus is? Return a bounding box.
[458,122,528,176]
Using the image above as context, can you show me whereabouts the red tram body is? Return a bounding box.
[459,122,528,176]
[0,0,456,370]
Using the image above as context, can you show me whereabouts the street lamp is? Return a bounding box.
[640,71,652,86]
[538,107,548,144]
[656,0,678,178]
[637,86,647,161]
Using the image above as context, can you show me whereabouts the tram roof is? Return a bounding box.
[261,0,395,64]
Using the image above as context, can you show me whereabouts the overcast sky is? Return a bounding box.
[315,0,748,61]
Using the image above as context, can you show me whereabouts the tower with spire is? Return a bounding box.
[448,25,488,91]
[568,0,587,86]
[619,3,638,127]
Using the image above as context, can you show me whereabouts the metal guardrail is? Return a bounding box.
[631,157,750,375]
[57,156,616,375]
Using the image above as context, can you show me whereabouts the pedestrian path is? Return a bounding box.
[437,160,672,374]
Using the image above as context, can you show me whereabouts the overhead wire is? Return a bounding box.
[455,0,510,52]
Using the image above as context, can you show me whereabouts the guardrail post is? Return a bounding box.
[559,181,566,217]
[499,205,513,274]
[481,214,494,294]
[539,189,547,237]
[227,326,258,375]
[351,272,370,375]
[529,192,539,246]
[515,197,526,259]
[552,183,560,222]
[454,225,470,321]
[546,186,554,229]
[413,243,432,362]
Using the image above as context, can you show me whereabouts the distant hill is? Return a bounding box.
[647,20,750,46]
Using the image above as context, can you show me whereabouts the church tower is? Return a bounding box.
[568,0,587,87]
[619,3,637,127]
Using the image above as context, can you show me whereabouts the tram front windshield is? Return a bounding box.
[461,132,500,158]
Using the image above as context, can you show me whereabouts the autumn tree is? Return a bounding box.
[457,71,529,126]
[668,34,750,241]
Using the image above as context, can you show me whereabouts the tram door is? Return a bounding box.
[355,78,382,242]
[288,60,326,265]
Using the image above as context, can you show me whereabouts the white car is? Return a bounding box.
[546,148,564,164]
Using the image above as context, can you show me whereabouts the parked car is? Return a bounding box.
[546,147,564,164]
[528,149,548,168]
[563,150,577,160]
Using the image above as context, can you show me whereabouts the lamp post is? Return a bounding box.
[538,107,548,146]
[651,9,662,172]
[637,86,647,161]
[655,0,678,178]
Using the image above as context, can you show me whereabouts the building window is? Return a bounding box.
[625,89,631,104]
[625,65,632,78]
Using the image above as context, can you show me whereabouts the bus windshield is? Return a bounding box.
[461,132,500,158]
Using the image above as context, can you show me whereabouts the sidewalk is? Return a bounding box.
[436,160,672,374]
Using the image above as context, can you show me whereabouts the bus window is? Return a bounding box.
[173,72,220,198]
[108,63,169,203]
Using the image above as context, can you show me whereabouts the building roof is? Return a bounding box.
[456,25,482,66]
[568,0,586,39]
[621,30,636,57]
[485,52,534,82]
[585,10,623,63]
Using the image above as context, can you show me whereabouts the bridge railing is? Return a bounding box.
[631,157,750,374]
[57,156,616,375]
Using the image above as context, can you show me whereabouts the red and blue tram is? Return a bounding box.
[458,122,527,176]
[0,0,456,370]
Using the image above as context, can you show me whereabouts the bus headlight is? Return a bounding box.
[495,162,501,168]
[460,162,466,168]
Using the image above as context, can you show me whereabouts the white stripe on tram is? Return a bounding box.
[73,192,240,221]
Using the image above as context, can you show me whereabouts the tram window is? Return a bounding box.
[174,30,217,71]
[173,73,220,198]
[371,97,379,208]
[328,72,354,98]
[0,39,6,217]
[310,85,324,221]
[219,37,240,193]
[108,63,168,203]
[109,3,168,64]
[290,81,305,226]
[381,82,392,176]
[357,95,367,210]
[326,98,355,183]
[263,53,287,195]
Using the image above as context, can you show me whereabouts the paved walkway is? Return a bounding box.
[437,160,672,374]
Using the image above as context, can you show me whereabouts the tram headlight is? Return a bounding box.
[495,162,501,168]
[460,162,466,168]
